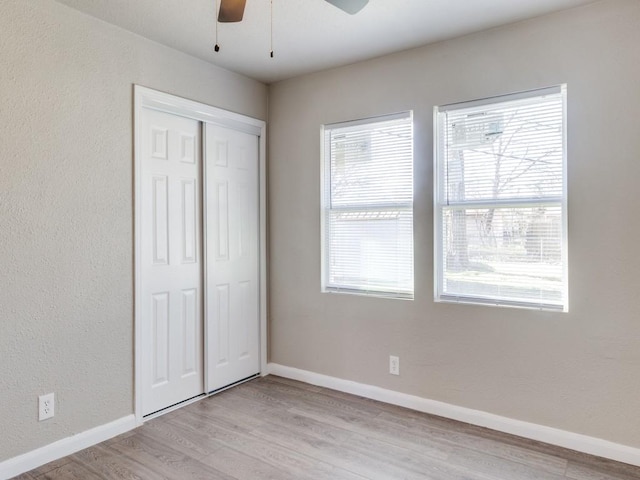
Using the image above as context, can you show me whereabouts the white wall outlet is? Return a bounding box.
[389,355,400,375]
[39,393,55,421]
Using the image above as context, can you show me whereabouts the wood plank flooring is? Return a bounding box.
[16,375,640,479]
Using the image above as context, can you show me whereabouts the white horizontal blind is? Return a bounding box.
[322,112,414,298]
[435,86,567,310]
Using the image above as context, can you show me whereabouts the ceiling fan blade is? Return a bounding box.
[218,0,247,22]
[324,0,369,15]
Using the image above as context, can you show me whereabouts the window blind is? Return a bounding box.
[434,86,567,310]
[322,112,414,298]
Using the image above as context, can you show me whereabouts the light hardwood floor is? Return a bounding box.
[16,375,640,479]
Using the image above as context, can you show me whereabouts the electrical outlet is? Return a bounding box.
[389,355,400,375]
[39,393,55,421]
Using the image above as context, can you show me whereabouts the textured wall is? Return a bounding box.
[0,0,267,462]
[268,0,640,448]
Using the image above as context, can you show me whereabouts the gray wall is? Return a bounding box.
[268,0,640,448]
[0,0,267,461]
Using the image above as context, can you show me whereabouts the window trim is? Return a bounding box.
[321,111,414,300]
[433,86,568,312]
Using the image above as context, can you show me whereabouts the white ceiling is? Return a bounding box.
[55,0,597,84]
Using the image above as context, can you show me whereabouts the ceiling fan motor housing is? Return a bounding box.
[218,0,369,22]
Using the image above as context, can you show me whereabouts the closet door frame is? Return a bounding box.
[133,85,267,425]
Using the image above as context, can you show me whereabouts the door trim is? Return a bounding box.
[133,85,267,425]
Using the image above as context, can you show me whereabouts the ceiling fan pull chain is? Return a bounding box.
[270,0,274,58]
[214,0,220,52]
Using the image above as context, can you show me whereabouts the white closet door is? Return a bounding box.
[141,109,203,415]
[205,124,260,392]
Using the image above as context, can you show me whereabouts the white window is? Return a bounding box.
[434,86,567,311]
[322,112,414,299]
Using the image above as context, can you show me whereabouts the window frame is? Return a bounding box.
[321,111,414,300]
[433,86,568,311]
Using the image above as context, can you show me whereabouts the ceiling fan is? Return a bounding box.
[218,0,369,22]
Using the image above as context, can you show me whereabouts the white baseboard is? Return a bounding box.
[267,363,640,468]
[0,414,136,480]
